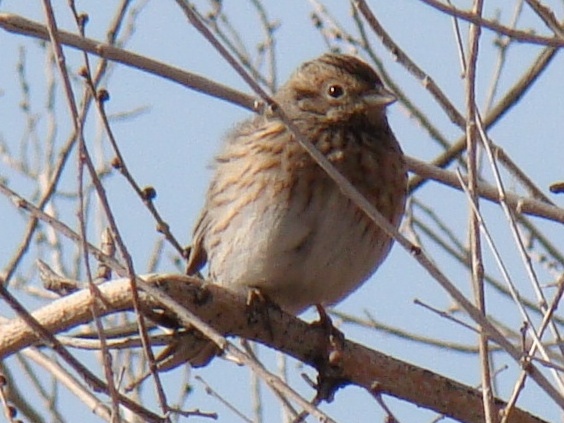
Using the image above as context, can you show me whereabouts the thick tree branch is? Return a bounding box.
[0,274,548,423]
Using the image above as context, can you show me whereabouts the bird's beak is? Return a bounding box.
[363,86,397,108]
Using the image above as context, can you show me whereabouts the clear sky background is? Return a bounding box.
[1,1,564,422]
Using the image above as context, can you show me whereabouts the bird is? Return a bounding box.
[182,53,407,366]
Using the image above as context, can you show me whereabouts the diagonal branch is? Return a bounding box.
[0,274,549,423]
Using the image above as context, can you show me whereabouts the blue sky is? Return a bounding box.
[1,1,564,422]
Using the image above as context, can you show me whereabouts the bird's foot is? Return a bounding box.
[246,287,283,340]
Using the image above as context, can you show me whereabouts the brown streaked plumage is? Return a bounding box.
[187,53,407,315]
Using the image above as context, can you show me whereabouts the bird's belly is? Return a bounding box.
[209,187,392,314]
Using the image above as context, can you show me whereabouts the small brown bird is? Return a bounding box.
[187,53,407,314]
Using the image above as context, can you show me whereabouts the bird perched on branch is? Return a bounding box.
[183,53,407,366]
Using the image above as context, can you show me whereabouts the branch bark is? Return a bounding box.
[0,274,548,423]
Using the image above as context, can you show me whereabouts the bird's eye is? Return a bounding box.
[327,84,345,98]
